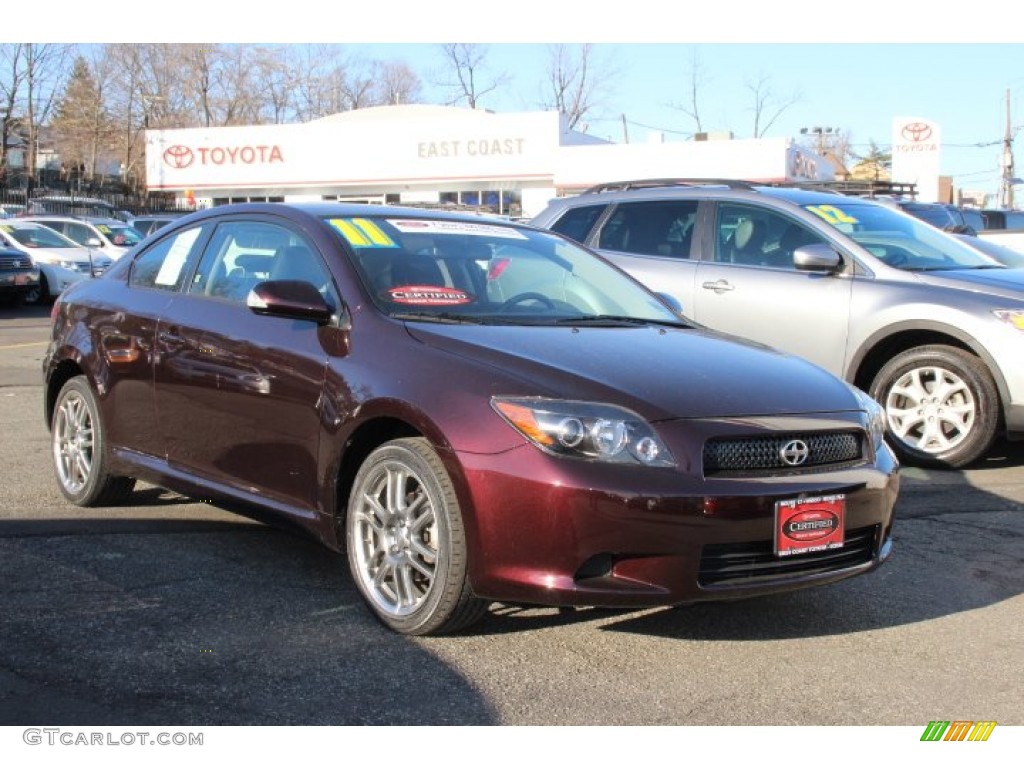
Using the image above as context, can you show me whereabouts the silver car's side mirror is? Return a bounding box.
[794,243,843,272]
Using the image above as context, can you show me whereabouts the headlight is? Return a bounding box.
[852,387,886,452]
[491,397,675,467]
[993,309,1024,331]
[57,260,88,273]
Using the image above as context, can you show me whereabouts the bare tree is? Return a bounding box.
[746,74,801,138]
[669,48,709,134]
[20,44,71,196]
[435,44,508,109]
[539,44,617,133]
[0,43,27,190]
[373,60,422,106]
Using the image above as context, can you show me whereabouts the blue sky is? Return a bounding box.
[345,41,1023,196]
[14,1,1024,196]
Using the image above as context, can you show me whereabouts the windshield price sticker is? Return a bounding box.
[775,494,846,557]
[387,219,528,240]
[329,218,399,249]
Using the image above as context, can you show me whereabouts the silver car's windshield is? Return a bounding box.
[803,202,1004,271]
[327,216,685,326]
[1,223,80,249]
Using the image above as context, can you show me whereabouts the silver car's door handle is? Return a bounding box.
[701,279,735,293]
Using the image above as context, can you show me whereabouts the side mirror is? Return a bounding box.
[794,243,843,272]
[656,291,684,315]
[86,237,103,248]
[247,280,333,324]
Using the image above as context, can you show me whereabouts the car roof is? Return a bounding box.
[546,181,874,209]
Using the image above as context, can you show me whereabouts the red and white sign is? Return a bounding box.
[775,494,846,557]
[892,116,942,202]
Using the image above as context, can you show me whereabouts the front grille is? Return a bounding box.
[0,254,29,270]
[698,525,878,587]
[703,431,862,475]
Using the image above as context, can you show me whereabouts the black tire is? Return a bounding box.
[51,376,136,506]
[345,437,488,635]
[24,273,51,306]
[869,344,999,469]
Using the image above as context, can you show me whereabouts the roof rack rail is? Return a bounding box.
[580,178,759,195]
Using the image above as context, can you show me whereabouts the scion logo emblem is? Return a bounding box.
[163,145,195,169]
[901,123,933,143]
[780,439,810,466]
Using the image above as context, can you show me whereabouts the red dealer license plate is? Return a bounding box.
[775,494,845,557]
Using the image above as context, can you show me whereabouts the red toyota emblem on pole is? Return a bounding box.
[163,145,195,169]
[901,123,933,143]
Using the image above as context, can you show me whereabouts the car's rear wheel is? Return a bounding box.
[51,376,136,506]
[869,345,999,468]
[346,437,487,635]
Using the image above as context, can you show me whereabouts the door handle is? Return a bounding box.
[701,279,735,294]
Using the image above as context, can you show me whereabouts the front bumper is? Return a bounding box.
[456,434,899,608]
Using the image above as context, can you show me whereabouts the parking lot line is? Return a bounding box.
[0,341,48,351]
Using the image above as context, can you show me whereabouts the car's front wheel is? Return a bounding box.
[23,273,50,306]
[346,437,488,635]
[869,344,999,468]
[51,376,136,506]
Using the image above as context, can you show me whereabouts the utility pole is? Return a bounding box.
[1000,88,1015,209]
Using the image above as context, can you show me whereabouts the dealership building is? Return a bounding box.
[145,104,839,218]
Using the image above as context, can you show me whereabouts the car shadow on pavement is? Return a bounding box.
[0,516,498,726]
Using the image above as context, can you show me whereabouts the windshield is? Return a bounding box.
[327,216,684,326]
[802,202,1002,271]
[1,223,80,249]
[95,223,144,246]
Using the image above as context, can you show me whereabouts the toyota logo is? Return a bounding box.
[900,122,933,143]
[780,439,810,466]
[163,145,194,169]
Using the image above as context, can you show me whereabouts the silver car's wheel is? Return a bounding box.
[870,345,999,468]
[51,376,136,506]
[346,438,487,635]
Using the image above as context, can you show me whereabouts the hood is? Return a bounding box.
[912,267,1024,301]
[19,245,99,265]
[405,323,861,421]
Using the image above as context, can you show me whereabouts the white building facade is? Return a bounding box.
[146,105,834,218]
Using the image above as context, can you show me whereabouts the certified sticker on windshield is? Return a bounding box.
[387,219,528,239]
[775,494,845,557]
[387,285,474,305]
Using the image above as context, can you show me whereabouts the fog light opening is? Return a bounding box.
[574,553,616,581]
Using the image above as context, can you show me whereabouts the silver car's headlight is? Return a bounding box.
[993,309,1024,331]
[57,260,88,273]
[852,387,886,452]
[491,397,675,467]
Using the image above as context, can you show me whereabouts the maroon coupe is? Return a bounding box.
[44,203,898,635]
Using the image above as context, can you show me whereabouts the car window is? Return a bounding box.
[330,215,679,324]
[189,220,332,304]
[714,204,823,269]
[595,200,698,258]
[2,223,79,249]
[547,204,606,244]
[803,201,999,270]
[130,225,205,291]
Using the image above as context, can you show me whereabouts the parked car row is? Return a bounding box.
[0,220,113,305]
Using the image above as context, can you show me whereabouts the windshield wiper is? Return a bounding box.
[553,314,692,328]
[392,312,492,324]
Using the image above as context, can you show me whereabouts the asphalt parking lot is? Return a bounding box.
[1,303,1022,726]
